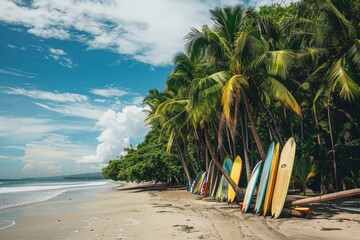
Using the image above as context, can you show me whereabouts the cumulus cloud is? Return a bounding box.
[0,0,298,66]
[78,105,150,164]
[132,96,144,105]
[0,0,208,66]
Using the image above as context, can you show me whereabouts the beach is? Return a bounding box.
[0,182,359,240]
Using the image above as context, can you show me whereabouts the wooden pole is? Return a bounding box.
[291,188,360,206]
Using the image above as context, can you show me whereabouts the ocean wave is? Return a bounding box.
[0,181,108,194]
[0,220,16,230]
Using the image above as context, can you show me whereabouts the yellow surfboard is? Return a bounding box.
[193,172,206,194]
[271,138,296,218]
[227,156,242,202]
[263,142,280,216]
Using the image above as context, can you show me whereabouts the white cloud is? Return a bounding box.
[34,102,104,120]
[0,117,91,142]
[21,134,94,175]
[0,0,211,66]
[132,96,144,105]
[90,87,129,98]
[49,48,66,55]
[0,0,299,66]
[1,87,88,102]
[0,68,37,78]
[48,47,77,68]
[78,105,150,164]
[7,43,17,49]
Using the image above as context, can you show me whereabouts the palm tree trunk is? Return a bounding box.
[239,112,251,182]
[243,93,266,160]
[231,92,241,158]
[291,188,360,206]
[313,109,322,146]
[204,125,244,200]
[225,124,234,158]
[174,138,192,185]
[262,102,283,146]
[327,99,338,190]
[205,145,209,171]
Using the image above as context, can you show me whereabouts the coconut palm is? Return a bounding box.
[289,0,360,190]
[186,5,302,182]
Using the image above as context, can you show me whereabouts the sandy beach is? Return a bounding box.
[0,182,359,240]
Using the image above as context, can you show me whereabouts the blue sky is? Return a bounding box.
[0,0,294,178]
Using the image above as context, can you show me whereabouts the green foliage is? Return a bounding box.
[103,0,360,191]
[102,125,183,183]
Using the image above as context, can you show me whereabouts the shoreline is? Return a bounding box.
[0,182,359,239]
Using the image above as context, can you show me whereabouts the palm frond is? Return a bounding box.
[266,50,297,80]
[327,57,360,102]
[320,1,355,39]
[313,85,328,117]
[347,39,360,70]
[166,130,175,153]
[221,74,248,122]
[261,76,302,116]
[257,16,279,43]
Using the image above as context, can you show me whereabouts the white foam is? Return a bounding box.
[0,181,108,194]
[0,220,16,230]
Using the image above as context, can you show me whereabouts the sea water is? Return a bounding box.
[0,176,115,230]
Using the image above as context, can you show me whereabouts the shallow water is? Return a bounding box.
[0,178,117,230]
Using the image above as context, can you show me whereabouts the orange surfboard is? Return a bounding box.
[263,143,280,216]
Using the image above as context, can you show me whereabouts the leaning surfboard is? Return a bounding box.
[192,171,204,193]
[227,155,242,203]
[199,171,208,195]
[263,142,280,216]
[211,170,220,198]
[242,160,263,212]
[271,137,296,218]
[207,160,217,197]
[194,172,206,194]
[216,157,233,202]
[254,142,275,213]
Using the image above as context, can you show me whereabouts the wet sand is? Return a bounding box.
[0,182,359,240]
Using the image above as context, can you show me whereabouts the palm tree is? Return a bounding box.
[186,5,302,181]
[143,88,193,185]
[289,0,360,190]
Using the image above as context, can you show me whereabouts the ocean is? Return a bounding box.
[0,175,116,230]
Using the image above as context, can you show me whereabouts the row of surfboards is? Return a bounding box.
[189,137,296,219]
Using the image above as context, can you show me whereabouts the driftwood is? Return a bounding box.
[291,188,360,206]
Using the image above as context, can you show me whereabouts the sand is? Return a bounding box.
[0,182,359,240]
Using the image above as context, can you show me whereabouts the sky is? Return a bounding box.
[0,0,296,178]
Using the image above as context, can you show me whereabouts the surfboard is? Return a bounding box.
[211,170,220,198]
[199,171,208,195]
[191,171,204,193]
[242,160,263,212]
[228,155,242,203]
[263,142,280,216]
[271,137,296,218]
[194,172,206,194]
[254,142,275,213]
[207,160,217,197]
[216,157,233,202]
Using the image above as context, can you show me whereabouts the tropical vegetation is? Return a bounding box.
[103,0,360,196]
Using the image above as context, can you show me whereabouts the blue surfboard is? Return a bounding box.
[254,142,275,213]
